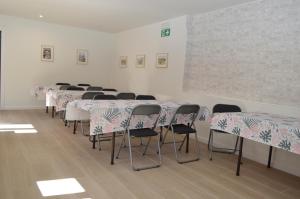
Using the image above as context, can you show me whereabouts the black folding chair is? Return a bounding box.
[87,86,103,91]
[208,104,241,160]
[81,92,104,99]
[94,94,117,100]
[56,83,70,85]
[161,104,201,164]
[78,83,91,86]
[116,92,136,100]
[136,95,156,100]
[59,85,71,90]
[66,86,85,91]
[116,104,162,171]
[102,88,117,92]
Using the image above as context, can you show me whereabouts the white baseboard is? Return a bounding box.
[0,106,44,110]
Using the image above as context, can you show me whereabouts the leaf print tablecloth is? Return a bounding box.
[47,90,117,112]
[31,85,61,100]
[68,100,210,135]
[210,112,300,155]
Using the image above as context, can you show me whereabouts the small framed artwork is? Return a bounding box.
[41,45,54,62]
[120,56,128,68]
[136,54,146,68]
[156,53,168,68]
[77,49,88,65]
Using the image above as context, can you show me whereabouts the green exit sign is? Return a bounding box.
[161,28,171,37]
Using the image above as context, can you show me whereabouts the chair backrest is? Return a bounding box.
[93,94,117,100]
[212,104,241,113]
[127,105,162,129]
[171,104,200,126]
[116,92,136,100]
[136,95,156,100]
[81,92,104,100]
[87,86,103,91]
[56,83,70,85]
[102,88,117,92]
[66,86,85,91]
[59,85,71,90]
[78,83,91,86]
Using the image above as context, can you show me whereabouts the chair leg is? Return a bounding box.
[208,130,212,150]
[194,130,201,160]
[142,137,151,156]
[116,132,127,159]
[233,136,239,153]
[178,135,187,151]
[171,130,179,161]
[127,131,135,170]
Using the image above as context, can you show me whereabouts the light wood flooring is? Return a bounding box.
[0,110,300,199]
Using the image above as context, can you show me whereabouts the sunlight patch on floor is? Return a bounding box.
[36,178,85,197]
[0,124,38,134]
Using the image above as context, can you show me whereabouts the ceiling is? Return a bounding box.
[0,0,255,33]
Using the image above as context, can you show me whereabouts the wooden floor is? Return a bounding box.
[0,110,300,199]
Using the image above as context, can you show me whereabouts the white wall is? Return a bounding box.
[114,15,300,176]
[113,16,187,98]
[0,15,115,109]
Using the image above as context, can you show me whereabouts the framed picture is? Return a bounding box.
[120,56,128,68]
[136,54,146,68]
[77,49,88,65]
[156,53,168,68]
[41,45,54,62]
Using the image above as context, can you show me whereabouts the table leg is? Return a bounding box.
[111,132,116,165]
[52,107,55,118]
[267,146,273,168]
[186,133,189,153]
[73,121,77,134]
[46,106,48,113]
[236,137,244,176]
[92,135,96,149]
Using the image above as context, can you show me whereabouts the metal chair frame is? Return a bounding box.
[161,104,201,164]
[208,104,241,160]
[116,104,162,171]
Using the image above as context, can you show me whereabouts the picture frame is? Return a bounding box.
[77,49,88,65]
[41,45,54,62]
[136,54,146,68]
[120,56,128,68]
[156,53,168,68]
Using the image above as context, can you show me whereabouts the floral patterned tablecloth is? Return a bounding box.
[47,90,117,112]
[68,100,210,135]
[31,85,60,100]
[210,112,300,155]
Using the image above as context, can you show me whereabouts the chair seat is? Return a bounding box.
[129,128,158,137]
[171,124,196,134]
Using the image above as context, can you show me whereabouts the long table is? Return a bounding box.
[210,112,300,175]
[68,99,210,164]
[46,90,117,117]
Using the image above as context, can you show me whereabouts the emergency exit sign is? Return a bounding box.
[161,28,171,37]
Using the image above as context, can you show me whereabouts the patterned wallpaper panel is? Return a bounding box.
[183,0,300,107]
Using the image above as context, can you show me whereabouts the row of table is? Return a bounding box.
[32,85,300,175]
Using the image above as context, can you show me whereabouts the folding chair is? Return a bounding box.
[116,104,162,171]
[136,95,156,100]
[208,104,241,160]
[161,104,201,164]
